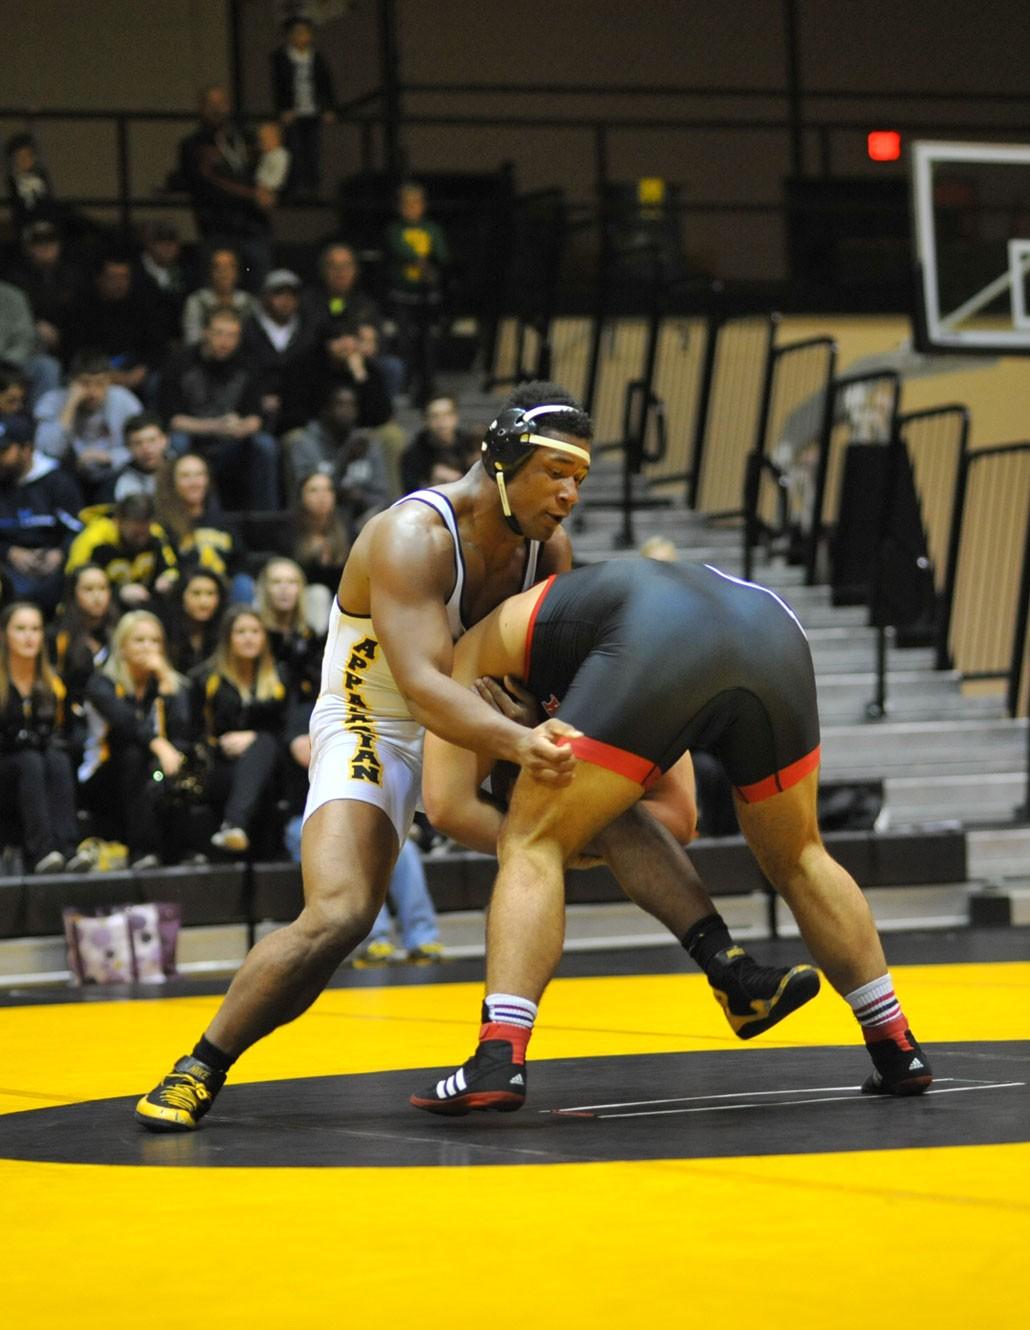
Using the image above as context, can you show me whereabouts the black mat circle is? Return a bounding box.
[2,1043,1027,1169]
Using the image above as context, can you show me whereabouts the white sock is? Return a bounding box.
[844,973,903,1033]
[483,992,538,1030]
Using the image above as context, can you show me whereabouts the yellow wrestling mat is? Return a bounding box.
[1,961,1028,1329]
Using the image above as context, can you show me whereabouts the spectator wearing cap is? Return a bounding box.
[4,220,83,360]
[0,412,83,613]
[135,221,192,350]
[64,251,164,399]
[241,269,320,434]
[34,350,143,502]
[182,246,256,347]
[0,278,62,408]
[159,306,280,511]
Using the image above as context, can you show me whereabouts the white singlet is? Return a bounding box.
[303,489,541,841]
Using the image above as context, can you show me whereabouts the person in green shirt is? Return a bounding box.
[384,182,449,406]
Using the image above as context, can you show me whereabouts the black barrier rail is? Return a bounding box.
[742,335,837,582]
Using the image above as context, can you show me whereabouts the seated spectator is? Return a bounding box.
[0,601,82,874]
[0,277,61,408]
[0,412,83,614]
[384,181,449,404]
[110,411,169,501]
[254,121,291,199]
[181,246,255,347]
[65,251,163,398]
[161,307,280,510]
[190,605,285,856]
[159,568,225,676]
[241,269,319,433]
[35,349,143,500]
[290,471,349,629]
[287,384,388,527]
[0,367,28,417]
[254,557,322,705]
[135,220,191,350]
[153,451,250,602]
[312,243,405,400]
[4,220,82,361]
[352,838,444,966]
[400,393,480,493]
[312,320,404,494]
[49,563,116,713]
[271,15,337,195]
[79,610,191,868]
[4,133,60,234]
[65,493,178,610]
[177,85,272,289]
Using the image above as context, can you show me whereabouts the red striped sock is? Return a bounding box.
[845,974,912,1048]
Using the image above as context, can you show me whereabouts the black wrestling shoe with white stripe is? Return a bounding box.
[708,946,821,1040]
[861,1028,933,1096]
[410,1040,527,1115]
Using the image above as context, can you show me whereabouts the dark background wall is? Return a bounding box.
[3,0,1030,283]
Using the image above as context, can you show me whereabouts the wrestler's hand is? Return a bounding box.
[472,674,541,728]
[514,718,580,786]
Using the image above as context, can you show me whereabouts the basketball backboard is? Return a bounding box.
[911,140,1030,355]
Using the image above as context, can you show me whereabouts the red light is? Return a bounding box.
[867,130,902,162]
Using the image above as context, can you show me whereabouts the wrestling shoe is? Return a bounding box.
[410,1040,527,1115]
[134,1055,226,1132]
[861,1029,933,1096]
[708,946,821,1040]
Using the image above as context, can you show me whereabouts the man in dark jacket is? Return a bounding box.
[0,412,83,612]
[240,269,320,433]
[270,16,337,195]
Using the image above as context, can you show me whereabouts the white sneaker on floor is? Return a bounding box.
[33,851,66,875]
[211,826,249,853]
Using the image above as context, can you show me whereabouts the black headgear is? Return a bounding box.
[482,404,591,529]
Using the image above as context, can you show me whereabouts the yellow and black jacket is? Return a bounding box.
[79,674,190,782]
[0,676,68,755]
[65,513,178,593]
[190,667,287,748]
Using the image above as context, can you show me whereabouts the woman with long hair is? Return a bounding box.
[49,564,117,710]
[254,557,322,702]
[80,610,191,867]
[154,452,250,602]
[191,605,286,855]
[0,602,82,872]
[161,568,226,675]
[291,471,349,631]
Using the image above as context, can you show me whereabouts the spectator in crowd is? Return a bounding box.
[191,605,285,856]
[0,368,28,420]
[241,269,319,434]
[310,243,406,400]
[181,247,255,347]
[400,393,479,493]
[110,411,169,501]
[287,384,389,528]
[161,307,280,510]
[270,16,337,196]
[254,121,291,200]
[4,220,82,360]
[4,133,59,234]
[0,277,61,408]
[159,568,225,676]
[384,181,449,404]
[289,470,349,630]
[178,85,272,289]
[153,451,250,602]
[0,412,83,613]
[135,220,191,349]
[313,319,404,493]
[49,563,116,714]
[65,492,178,610]
[35,350,143,501]
[64,251,162,397]
[0,601,82,874]
[352,838,444,966]
[254,557,322,706]
[79,609,191,869]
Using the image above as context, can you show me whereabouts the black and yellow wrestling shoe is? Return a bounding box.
[861,1028,933,1096]
[708,946,821,1040]
[410,1040,527,1115]
[134,1055,226,1132]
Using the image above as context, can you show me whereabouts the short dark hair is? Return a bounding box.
[0,364,28,395]
[283,16,313,34]
[5,132,35,160]
[69,350,112,379]
[504,380,593,440]
[124,411,165,442]
[115,493,154,523]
